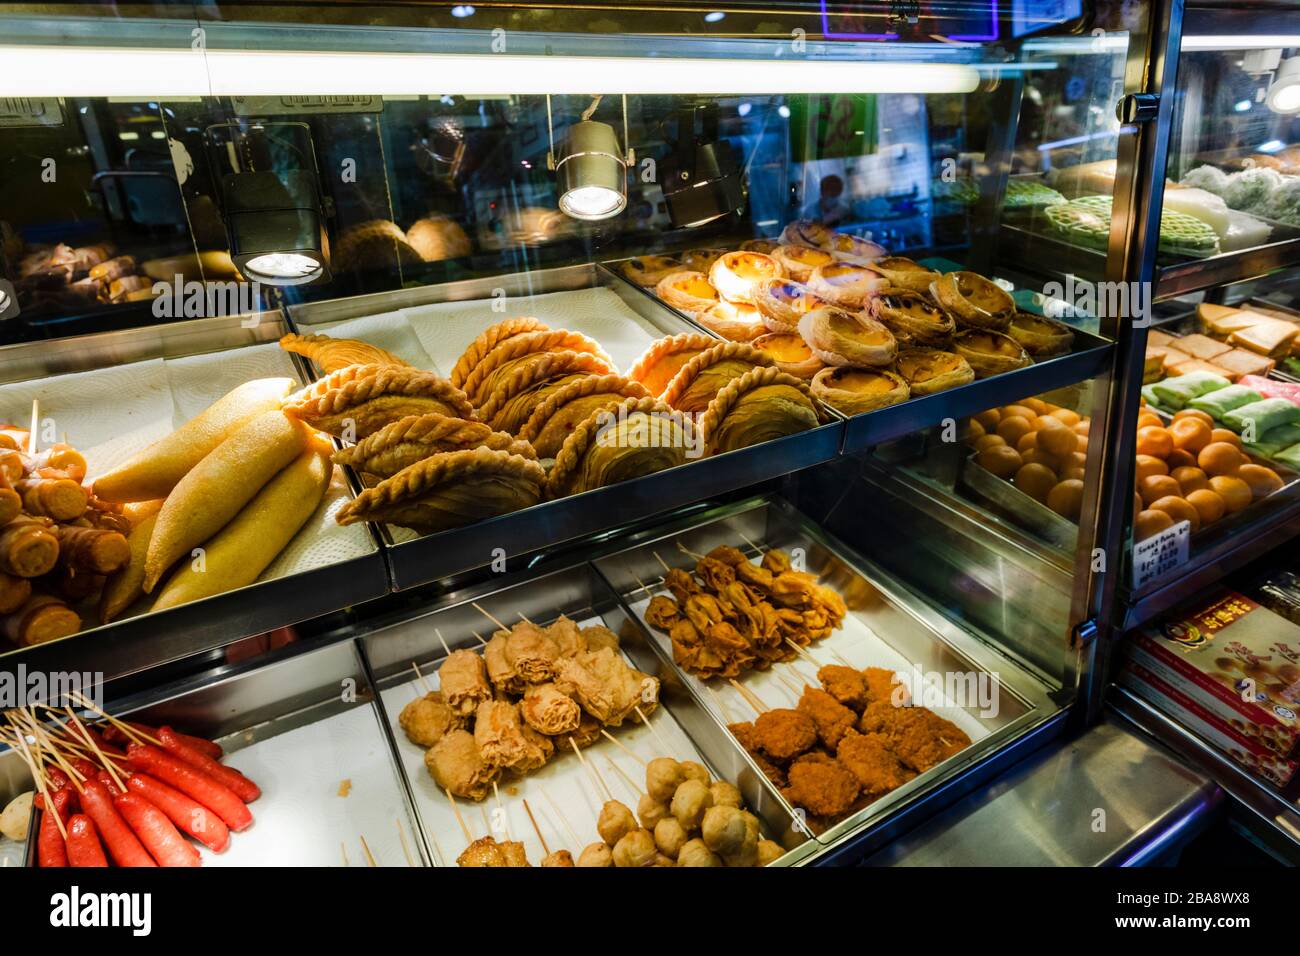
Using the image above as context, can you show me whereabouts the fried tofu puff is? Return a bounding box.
[817,664,870,711]
[398,690,462,748]
[836,730,915,796]
[782,752,860,818]
[798,685,857,749]
[752,708,818,761]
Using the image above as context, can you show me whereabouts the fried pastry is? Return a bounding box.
[279,332,410,373]
[951,329,1032,378]
[751,332,823,379]
[895,348,974,396]
[405,215,471,261]
[806,262,890,310]
[283,364,476,439]
[1007,311,1074,357]
[699,366,823,455]
[771,244,835,283]
[475,349,614,434]
[810,367,909,415]
[868,291,955,346]
[708,251,784,305]
[333,413,535,478]
[798,307,897,367]
[863,256,940,294]
[696,299,766,341]
[621,255,682,287]
[930,271,1014,331]
[449,316,550,390]
[625,333,719,398]
[753,278,831,334]
[518,374,651,458]
[660,341,776,414]
[335,446,545,533]
[461,328,614,406]
[546,395,691,498]
[654,270,719,314]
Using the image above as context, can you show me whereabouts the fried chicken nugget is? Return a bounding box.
[817,664,869,711]
[798,685,857,749]
[782,752,860,818]
[863,666,908,705]
[859,701,969,773]
[836,730,915,796]
[752,708,818,761]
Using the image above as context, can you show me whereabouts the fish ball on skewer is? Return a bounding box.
[645,757,684,802]
[637,792,669,830]
[577,842,613,867]
[701,804,747,856]
[542,849,575,867]
[653,816,689,859]
[676,838,723,867]
[679,760,711,785]
[612,828,657,868]
[710,780,743,809]
[670,778,713,830]
[597,800,638,847]
[757,839,785,866]
[722,826,759,868]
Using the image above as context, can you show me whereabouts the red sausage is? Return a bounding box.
[46,767,71,792]
[96,771,123,798]
[127,773,229,853]
[108,722,224,760]
[80,778,155,867]
[125,743,251,831]
[158,726,259,803]
[35,789,71,868]
[113,792,200,868]
[72,758,100,782]
[69,723,122,756]
[65,814,109,867]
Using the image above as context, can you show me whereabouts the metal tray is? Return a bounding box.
[359,559,813,865]
[288,263,846,590]
[961,453,1079,555]
[589,495,1059,858]
[0,313,389,686]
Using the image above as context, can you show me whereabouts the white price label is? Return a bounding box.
[1131,519,1190,589]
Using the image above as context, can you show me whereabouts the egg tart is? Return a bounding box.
[810,366,910,416]
[951,329,1032,378]
[798,307,897,368]
[284,364,477,439]
[708,251,784,305]
[625,333,719,398]
[930,272,1014,331]
[518,374,651,459]
[807,262,890,310]
[336,446,545,534]
[824,232,888,262]
[547,395,691,498]
[335,413,536,478]
[751,332,823,379]
[868,291,955,346]
[621,255,682,287]
[863,257,940,294]
[780,220,832,248]
[461,329,614,406]
[451,317,550,390]
[697,300,765,341]
[894,348,974,396]
[751,278,831,336]
[1007,311,1074,357]
[476,350,614,434]
[740,238,780,254]
[279,332,410,374]
[699,366,824,455]
[679,248,728,273]
[655,270,719,315]
[661,341,776,414]
[771,244,835,283]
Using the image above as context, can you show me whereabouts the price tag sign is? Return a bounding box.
[1131,519,1190,590]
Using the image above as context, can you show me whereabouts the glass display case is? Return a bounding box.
[0,0,1209,868]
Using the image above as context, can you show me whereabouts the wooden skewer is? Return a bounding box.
[676,540,705,560]
[773,669,803,700]
[472,631,488,647]
[829,647,854,668]
[518,612,534,626]
[15,712,85,794]
[737,531,766,556]
[410,661,432,695]
[472,602,508,632]
[341,842,350,867]
[567,738,612,803]
[788,661,819,686]
[28,399,39,456]
[538,785,582,851]
[652,551,673,574]
[8,719,65,840]
[64,707,126,792]
[478,807,491,837]
[434,628,453,657]
[633,705,671,755]
[427,826,447,868]
[605,757,644,800]
[785,638,818,664]
[521,799,549,856]
[729,679,768,716]
[704,682,738,724]
[631,572,654,596]
[68,690,158,746]
[491,781,512,840]
[396,818,416,867]
[359,834,378,867]
[445,787,472,845]
[599,729,647,767]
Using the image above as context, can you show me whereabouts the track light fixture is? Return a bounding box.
[547,94,634,221]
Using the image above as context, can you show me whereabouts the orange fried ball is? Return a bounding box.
[1138,474,1181,506]
[1134,508,1174,542]
[1036,418,1077,457]
[978,444,1023,479]
[1170,417,1213,454]
[1014,463,1057,503]
[1185,489,1226,525]
[1135,455,1169,482]
[1197,442,1243,477]
[1237,463,1284,499]
[1209,475,1252,513]
[1170,466,1209,495]
[1136,426,1174,459]
[1047,479,1084,520]
[1149,495,1201,533]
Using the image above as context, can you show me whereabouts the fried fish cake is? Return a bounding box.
[752,708,818,761]
[797,685,857,749]
[836,730,915,796]
[782,752,860,818]
[817,664,869,711]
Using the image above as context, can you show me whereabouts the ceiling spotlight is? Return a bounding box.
[547,95,633,221]
[1266,57,1300,113]
[662,103,747,228]
[206,121,331,286]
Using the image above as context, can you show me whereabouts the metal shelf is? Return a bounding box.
[1108,686,1300,865]
[1156,238,1300,302]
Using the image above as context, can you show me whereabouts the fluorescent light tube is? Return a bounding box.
[0,45,980,96]
[1182,35,1300,51]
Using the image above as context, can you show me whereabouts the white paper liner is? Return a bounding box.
[211,705,418,867]
[623,556,991,748]
[0,343,375,627]
[380,614,752,867]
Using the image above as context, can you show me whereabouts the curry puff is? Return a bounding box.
[660,341,775,414]
[449,315,549,390]
[460,328,614,408]
[283,363,476,439]
[546,395,691,498]
[698,366,823,456]
[519,375,651,459]
[278,331,410,373]
[335,446,545,533]
[333,412,536,479]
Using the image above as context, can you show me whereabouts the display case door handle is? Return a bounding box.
[1115,93,1161,124]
